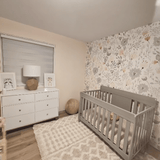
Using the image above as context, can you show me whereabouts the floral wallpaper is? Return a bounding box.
[85,21,160,150]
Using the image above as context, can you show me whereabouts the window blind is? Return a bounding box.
[2,38,54,86]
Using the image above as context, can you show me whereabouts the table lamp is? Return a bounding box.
[23,65,41,90]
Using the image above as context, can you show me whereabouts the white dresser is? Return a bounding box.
[0,88,59,131]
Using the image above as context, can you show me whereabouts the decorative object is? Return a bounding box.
[1,88,59,130]
[65,99,79,114]
[110,112,119,121]
[26,79,38,90]
[0,72,16,91]
[44,73,55,88]
[33,114,156,160]
[23,65,41,90]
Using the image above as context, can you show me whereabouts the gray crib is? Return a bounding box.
[78,85,158,160]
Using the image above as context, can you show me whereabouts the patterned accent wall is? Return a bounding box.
[85,21,160,150]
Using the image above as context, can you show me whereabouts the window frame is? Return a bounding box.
[0,34,55,87]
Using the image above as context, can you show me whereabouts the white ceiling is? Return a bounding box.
[0,0,159,42]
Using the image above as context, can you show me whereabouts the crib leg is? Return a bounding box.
[141,143,148,154]
[78,112,81,122]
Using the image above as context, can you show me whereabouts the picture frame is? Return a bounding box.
[44,73,55,88]
[0,72,16,91]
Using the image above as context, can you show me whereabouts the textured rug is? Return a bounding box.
[33,114,156,160]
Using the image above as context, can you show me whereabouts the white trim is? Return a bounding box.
[0,37,3,72]
[1,34,55,48]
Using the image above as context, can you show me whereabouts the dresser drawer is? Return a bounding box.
[2,94,34,106]
[35,91,58,101]
[35,99,59,112]
[35,108,58,122]
[6,113,34,130]
[3,103,34,118]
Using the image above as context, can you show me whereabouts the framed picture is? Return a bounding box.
[44,73,55,88]
[0,72,16,91]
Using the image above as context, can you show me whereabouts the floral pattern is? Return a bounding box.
[85,21,160,150]
[129,68,141,80]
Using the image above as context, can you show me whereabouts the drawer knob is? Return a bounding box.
[47,104,49,106]
[19,120,21,122]
[47,114,48,116]
[19,99,21,101]
[19,109,21,112]
[47,95,49,97]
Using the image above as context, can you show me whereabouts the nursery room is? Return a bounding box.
[0,0,160,160]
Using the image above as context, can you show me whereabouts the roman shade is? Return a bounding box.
[2,37,54,86]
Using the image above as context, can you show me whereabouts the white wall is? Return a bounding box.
[0,17,87,111]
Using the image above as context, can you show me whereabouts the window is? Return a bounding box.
[1,35,54,86]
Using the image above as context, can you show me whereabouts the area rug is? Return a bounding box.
[33,114,156,160]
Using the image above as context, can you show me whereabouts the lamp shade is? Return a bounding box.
[23,65,41,77]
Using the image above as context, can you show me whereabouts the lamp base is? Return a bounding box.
[26,78,38,90]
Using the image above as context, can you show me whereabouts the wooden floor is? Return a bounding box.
[6,111,68,160]
[6,111,160,160]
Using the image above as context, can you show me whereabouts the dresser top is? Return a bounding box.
[1,87,59,97]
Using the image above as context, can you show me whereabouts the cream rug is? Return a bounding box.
[33,114,156,160]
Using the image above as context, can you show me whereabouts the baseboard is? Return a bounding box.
[147,144,160,159]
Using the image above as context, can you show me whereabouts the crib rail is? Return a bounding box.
[79,88,157,160]
[79,92,135,160]
[131,106,156,159]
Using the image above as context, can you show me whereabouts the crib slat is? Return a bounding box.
[123,121,130,153]
[87,101,91,121]
[99,91,101,99]
[145,108,150,143]
[141,112,147,145]
[141,113,146,146]
[111,113,117,143]
[97,107,101,130]
[106,111,111,138]
[85,100,88,119]
[128,120,137,158]
[138,114,144,149]
[93,91,96,97]
[90,102,94,123]
[93,105,97,127]
[139,103,144,112]
[143,111,148,144]
[102,91,104,100]
[82,98,85,117]
[146,110,151,142]
[116,117,123,147]
[102,92,105,101]
[146,109,155,143]
[133,101,138,114]
[108,93,111,103]
[101,108,106,134]
[105,92,107,101]
[101,91,104,100]
[97,91,100,98]
[103,92,105,101]
[135,116,140,152]
[134,115,140,153]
